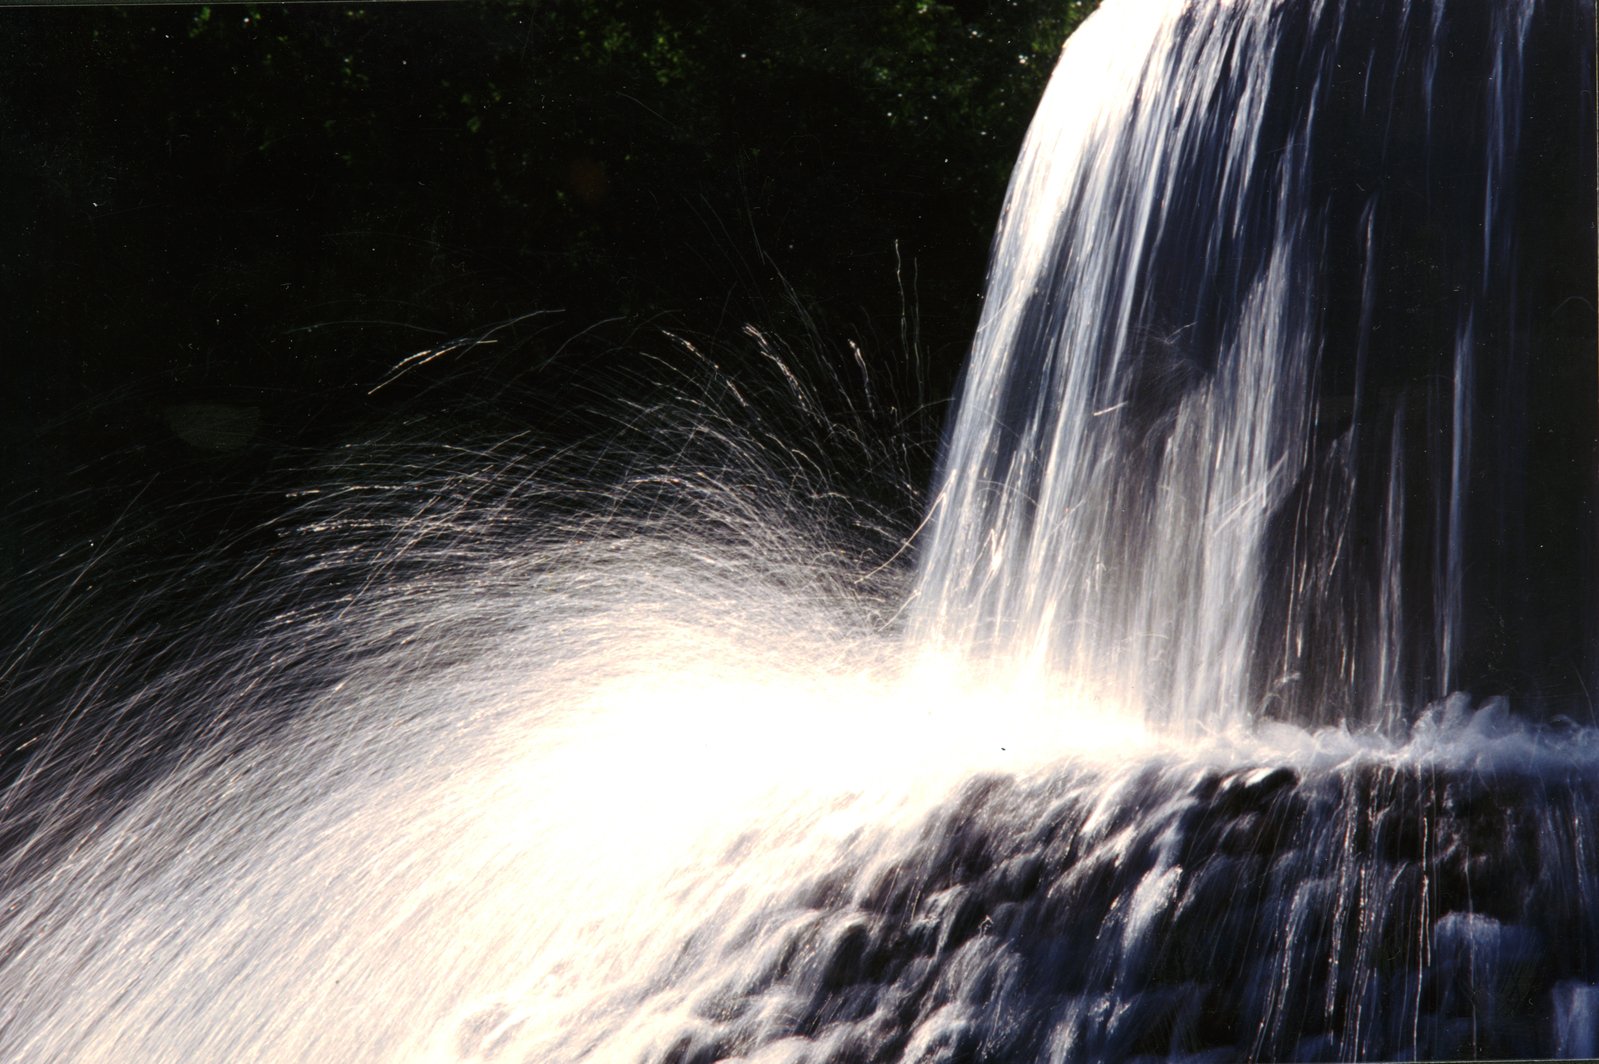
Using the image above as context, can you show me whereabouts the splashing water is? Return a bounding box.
[2,0,1597,1060]
[0,418,1158,1062]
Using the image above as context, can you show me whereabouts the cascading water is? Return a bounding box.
[0,1,1595,1061]
[913,0,1598,734]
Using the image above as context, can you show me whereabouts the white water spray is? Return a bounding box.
[0,442,1158,1061]
[2,0,1596,1059]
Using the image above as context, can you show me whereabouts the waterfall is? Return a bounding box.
[913,0,1597,734]
[0,0,1596,1060]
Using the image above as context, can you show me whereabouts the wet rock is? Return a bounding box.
[662,761,1599,1064]
[654,1028,730,1064]
[820,921,875,991]
[799,866,858,911]
[1104,986,1190,1056]
[1215,766,1299,816]
[939,889,989,954]
[990,852,1044,902]
[1160,854,1265,982]
[861,858,920,916]
[1189,982,1243,1048]
[1188,770,1225,803]
[902,1008,983,1064]
[1370,800,1427,864]
[1219,811,1272,856]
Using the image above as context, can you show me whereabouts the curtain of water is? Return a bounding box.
[0,2,1595,1060]
[912,0,1597,734]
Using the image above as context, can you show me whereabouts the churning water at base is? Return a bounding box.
[2,0,1596,1060]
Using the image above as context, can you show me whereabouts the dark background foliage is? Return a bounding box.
[2,0,1098,600]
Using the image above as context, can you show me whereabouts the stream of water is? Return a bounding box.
[0,0,1595,1059]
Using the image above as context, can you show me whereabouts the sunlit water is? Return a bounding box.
[914,0,1596,733]
[9,514,1599,1061]
[2,0,1597,1060]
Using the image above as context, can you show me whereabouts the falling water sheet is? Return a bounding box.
[3,0,1598,1061]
